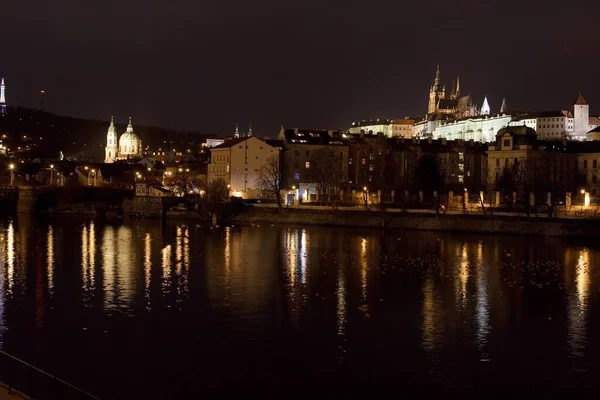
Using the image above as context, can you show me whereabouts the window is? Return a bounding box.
[584,160,588,169]
[593,175,597,183]
[362,158,366,165]
[458,152,464,161]
[305,150,309,156]
[294,161,299,168]
[369,165,374,171]
[496,159,500,167]
[305,161,310,169]
[594,160,597,168]
[503,139,510,148]
[349,158,353,165]
[294,172,300,180]
[294,150,299,157]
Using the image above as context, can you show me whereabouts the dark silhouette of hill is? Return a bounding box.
[0,106,221,161]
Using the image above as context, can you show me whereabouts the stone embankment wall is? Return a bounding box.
[233,207,599,237]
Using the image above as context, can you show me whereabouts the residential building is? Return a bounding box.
[277,128,349,202]
[207,136,282,199]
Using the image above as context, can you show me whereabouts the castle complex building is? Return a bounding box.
[104,117,143,163]
[415,66,599,143]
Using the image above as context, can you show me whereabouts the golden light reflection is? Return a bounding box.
[576,249,590,311]
[336,267,346,337]
[457,243,468,307]
[162,244,172,294]
[287,230,297,290]
[102,226,116,307]
[300,230,307,284]
[144,233,152,308]
[360,238,368,302]
[89,222,96,288]
[7,222,14,294]
[475,241,490,357]
[82,223,97,294]
[116,226,135,307]
[176,227,183,275]
[224,228,231,296]
[47,225,54,296]
[567,248,590,367]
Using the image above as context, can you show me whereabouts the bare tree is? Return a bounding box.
[256,155,283,211]
[207,178,229,203]
[309,148,345,209]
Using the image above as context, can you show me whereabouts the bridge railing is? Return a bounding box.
[0,350,100,399]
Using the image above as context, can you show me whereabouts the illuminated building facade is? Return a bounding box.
[104,117,143,163]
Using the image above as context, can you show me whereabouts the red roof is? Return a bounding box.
[573,92,587,105]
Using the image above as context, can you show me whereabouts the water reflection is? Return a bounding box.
[567,248,590,371]
[2,219,600,397]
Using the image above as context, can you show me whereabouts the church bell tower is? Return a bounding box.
[428,64,445,114]
[104,116,118,163]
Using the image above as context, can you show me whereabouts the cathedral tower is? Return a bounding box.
[0,78,6,115]
[428,64,445,114]
[105,116,118,163]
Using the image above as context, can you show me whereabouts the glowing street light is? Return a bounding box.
[49,164,54,185]
[581,189,585,212]
[8,163,15,186]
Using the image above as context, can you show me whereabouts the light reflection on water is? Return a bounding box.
[0,218,598,396]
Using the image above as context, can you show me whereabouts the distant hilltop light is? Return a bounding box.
[40,90,45,94]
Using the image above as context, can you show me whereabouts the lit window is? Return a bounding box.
[305,161,310,169]
[294,172,300,180]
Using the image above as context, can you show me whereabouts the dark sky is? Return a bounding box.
[1,0,599,136]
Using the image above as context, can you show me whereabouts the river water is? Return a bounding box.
[0,216,599,397]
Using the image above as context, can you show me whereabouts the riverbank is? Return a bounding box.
[232,206,599,237]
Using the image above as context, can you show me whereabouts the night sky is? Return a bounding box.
[1,0,599,136]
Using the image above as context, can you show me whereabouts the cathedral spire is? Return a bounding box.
[234,123,240,138]
[248,123,253,137]
[434,63,441,86]
[480,96,490,115]
[455,77,461,99]
[450,80,456,99]
[127,117,133,132]
[500,98,507,113]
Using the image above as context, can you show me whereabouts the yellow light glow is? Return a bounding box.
[8,164,14,170]
[49,164,54,169]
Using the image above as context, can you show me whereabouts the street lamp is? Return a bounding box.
[8,163,15,186]
[363,186,368,211]
[581,189,585,212]
[91,169,97,186]
[49,164,54,185]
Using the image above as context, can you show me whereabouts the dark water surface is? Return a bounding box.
[0,216,599,397]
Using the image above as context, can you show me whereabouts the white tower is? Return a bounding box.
[572,92,589,139]
[104,116,119,163]
[234,123,240,138]
[480,96,490,116]
[248,123,253,137]
[0,78,6,115]
[500,98,507,113]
